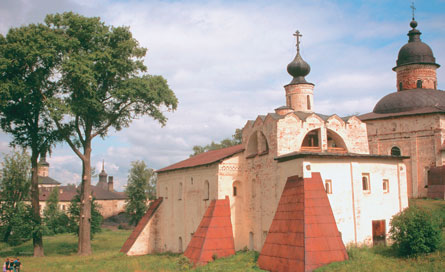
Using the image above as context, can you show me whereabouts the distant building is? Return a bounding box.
[38,157,127,218]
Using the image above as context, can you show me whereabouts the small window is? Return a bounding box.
[165,186,168,199]
[191,177,193,185]
[307,95,311,110]
[233,186,237,196]
[204,180,209,200]
[178,182,183,200]
[362,173,370,193]
[383,179,389,193]
[417,80,422,88]
[399,82,403,91]
[391,146,401,156]
[325,179,332,194]
[178,236,183,252]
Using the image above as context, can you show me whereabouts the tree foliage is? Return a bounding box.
[41,12,177,255]
[125,160,156,226]
[68,190,103,239]
[0,21,63,256]
[389,206,442,257]
[191,128,242,156]
[0,151,35,246]
[43,188,70,235]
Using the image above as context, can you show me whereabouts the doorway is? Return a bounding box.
[372,220,386,246]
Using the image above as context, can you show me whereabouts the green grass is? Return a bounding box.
[317,198,445,272]
[0,199,443,271]
[0,229,264,272]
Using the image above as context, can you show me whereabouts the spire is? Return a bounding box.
[286,30,312,85]
[99,160,107,177]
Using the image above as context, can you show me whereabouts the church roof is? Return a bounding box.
[275,151,409,163]
[38,176,61,185]
[157,144,244,173]
[394,19,439,70]
[372,89,445,114]
[39,184,127,201]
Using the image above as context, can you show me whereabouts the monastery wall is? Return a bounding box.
[365,114,444,197]
[155,164,218,253]
[96,199,126,218]
[277,157,408,246]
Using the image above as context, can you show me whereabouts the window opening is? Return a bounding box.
[362,173,370,193]
[178,237,183,252]
[399,82,403,91]
[417,80,422,88]
[391,146,401,156]
[302,129,320,148]
[383,179,389,193]
[204,180,209,200]
[165,186,168,199]
[307,95,311,110]
[178,182,183,200]
[325,179,332,194]
[233,186,237,196]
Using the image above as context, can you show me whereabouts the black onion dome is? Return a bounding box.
[373,89,445,114]
[394,20,439,70]
[287,52,313,85]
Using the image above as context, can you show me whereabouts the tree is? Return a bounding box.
[389,206,442,256]
[191,128,242,156]
[0,22,63,256]
[44,12,177,255]
[68,190,103,239]
[43,188,70,235]
[0,151,34,246]
[125,160,156,226]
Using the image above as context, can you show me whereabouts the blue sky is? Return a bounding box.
[1,0,444,191]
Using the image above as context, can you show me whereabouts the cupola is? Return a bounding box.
[282,30,314,113]
[393,11,440,91]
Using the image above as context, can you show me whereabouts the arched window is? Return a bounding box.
[178,182,183,200]
[204,180,209,200]
[301,129,320,151]
[307,95,311,110]
[325,179,332,194]
[258,132,269,155]
[362,174,370,192]
[249,232,254,250]
[391,146,401,156]
[178,237,183,252]
[327,129,347,153]
[417,80,422,88]
[399,82,403,91]
[233,180,241,197]
[246,132,258,158]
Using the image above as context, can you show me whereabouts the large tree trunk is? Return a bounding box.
[31,150,44,257]
[78,143,92,255]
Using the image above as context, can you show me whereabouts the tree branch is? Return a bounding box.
[53,119,85,161]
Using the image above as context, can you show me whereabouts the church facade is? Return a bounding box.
[117,18,445,270]
[360,18,444,198]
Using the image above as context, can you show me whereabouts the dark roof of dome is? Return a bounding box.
[287,52,313,85]
[394,20,439,70]
[373,89,445,114]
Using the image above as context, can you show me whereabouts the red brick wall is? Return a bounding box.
[395,64,437,91]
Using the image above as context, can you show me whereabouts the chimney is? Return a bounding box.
[108,176,114,192]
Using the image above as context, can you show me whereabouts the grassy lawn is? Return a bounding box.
[0,229,264,272]
[317,198,445,272]
[0,199,443,271]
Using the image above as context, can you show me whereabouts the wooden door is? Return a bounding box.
[372,220,386,246]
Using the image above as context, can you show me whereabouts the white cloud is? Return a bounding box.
[0,0,444,191]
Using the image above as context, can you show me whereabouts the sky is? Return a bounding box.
[0,0,444,191]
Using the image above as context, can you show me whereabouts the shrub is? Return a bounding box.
[389,206,441,257]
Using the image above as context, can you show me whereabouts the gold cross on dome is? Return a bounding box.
[293,30,302,52]
[410,2,416,20]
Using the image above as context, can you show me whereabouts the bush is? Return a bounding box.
[389,206,441,257]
